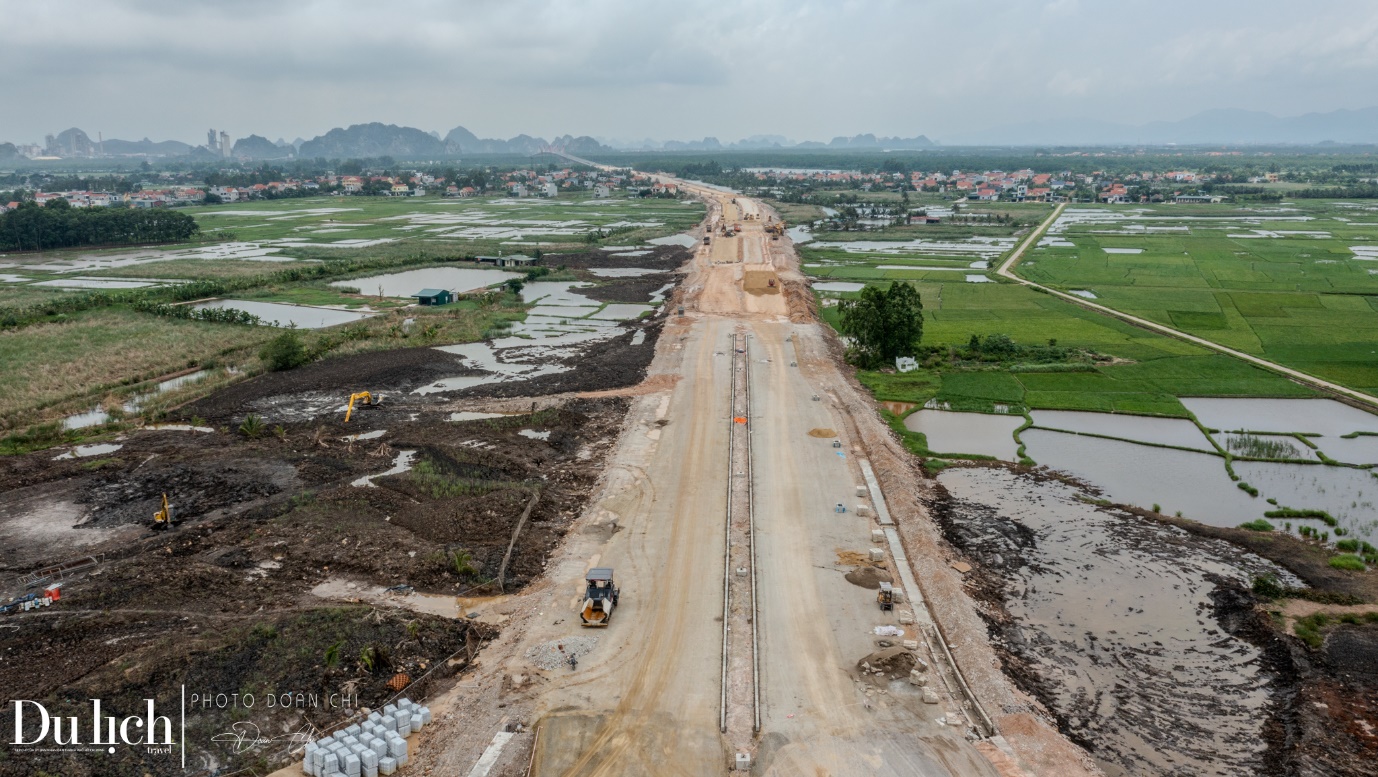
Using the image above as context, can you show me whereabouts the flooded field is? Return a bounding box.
[910,404,1378,543]
[193,299,374,329]
[1182,397,1378,437]
[334,267,519,298]
[904,409,1021,459]
[935,467,1290,776]
[1030,409,1213,451]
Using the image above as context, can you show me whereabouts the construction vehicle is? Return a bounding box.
[877,582,894,611]
[766,220,786,239]
[344,391,379,423]
[151,493,175,531]
[580,567,620,627]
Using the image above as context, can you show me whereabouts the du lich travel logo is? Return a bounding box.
[5,686,363,771]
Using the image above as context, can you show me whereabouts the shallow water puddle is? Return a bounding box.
[53,443,123,460]
[351,450,416,487]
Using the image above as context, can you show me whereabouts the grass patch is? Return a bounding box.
[1239,518,1274,531]
[1328,554,1368,571]
[1265,507,1340,527]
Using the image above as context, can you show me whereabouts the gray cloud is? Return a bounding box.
[2,0,1376,145]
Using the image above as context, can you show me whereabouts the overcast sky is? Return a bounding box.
[3,0,1377,145]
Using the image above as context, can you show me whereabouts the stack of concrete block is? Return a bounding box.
[301,699,433,775]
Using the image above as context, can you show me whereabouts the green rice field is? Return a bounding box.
[1017,200,1378,397]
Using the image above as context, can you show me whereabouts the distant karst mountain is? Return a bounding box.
[441,125,611,156]
[101,137,194,156]
[298,123,450,158]
[232,134,291,159]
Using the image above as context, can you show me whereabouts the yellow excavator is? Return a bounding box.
[344,391,379,423]
[766,219,786,239]
[151,493,175,531]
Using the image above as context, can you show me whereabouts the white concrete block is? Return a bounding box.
[378,756,396,776]
[380,715,396,733]
[903,639,919,650]
[922,687,940,704]
[409,715,422,733]
[856,504,871,516]
[898,610,915,625]
[856,485,867,497]
[395,709,411,734]
[910,670,928,687]
[419,707,432,725]
[735,752,752,770]
[388,738,408,759]
[343,753,361,777]
[868,548,885,562]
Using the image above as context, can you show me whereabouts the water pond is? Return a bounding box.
[194,300,373,329]
[812,282,865,293]
[336,267,519,298]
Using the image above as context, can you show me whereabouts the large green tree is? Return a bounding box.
[837,282,924,368]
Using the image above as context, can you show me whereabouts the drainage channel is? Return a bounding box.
[720,330,760,765]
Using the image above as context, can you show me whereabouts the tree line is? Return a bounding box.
[0,198,199,251]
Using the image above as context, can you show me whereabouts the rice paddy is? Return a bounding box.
[1019,200,1378,398]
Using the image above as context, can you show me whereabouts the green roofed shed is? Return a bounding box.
[412,288,452,306]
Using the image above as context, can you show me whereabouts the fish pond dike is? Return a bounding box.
[929,465,1319,777]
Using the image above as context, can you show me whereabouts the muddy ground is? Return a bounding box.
[0,252,680,776]
[927,463,1378,777]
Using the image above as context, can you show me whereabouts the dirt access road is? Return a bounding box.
[419,186,1092,776]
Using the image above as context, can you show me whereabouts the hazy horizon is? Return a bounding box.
[4,0,1378,146]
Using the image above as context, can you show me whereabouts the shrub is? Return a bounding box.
[1336,539,1361,553]
[1239,519,1274,532]
[239,414,264,438]
[1251,574,1285,599]
[1236,482,1259,497]
[1329,554,1367,571]
[259,329,309,371]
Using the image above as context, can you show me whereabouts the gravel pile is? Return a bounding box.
[526,636,599,670]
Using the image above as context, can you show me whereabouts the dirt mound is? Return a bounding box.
[743,268,780,294]
[845,566,893,589]
[580,273,676,304]
[807,428,836,438]
[857,646,917,677]
[1324,625,1378,679]
[546,245,690,272]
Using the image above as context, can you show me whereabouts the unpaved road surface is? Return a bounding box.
[416,186,1094,776]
